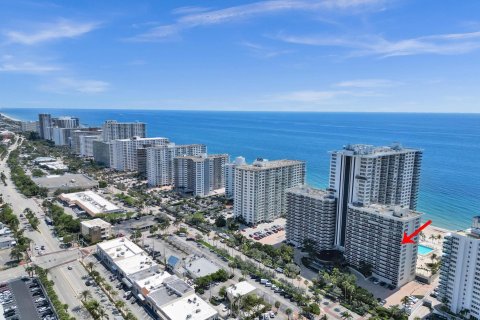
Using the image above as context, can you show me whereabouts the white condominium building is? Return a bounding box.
[38,113,52,140]
[224,156,246,200]
[174,154,229,197]
[52,116,80,129]
[79,135,102,157]
[20,121,38,133]
[71,129,102,154]
[438,217,480,319]
[111,136,169,171]
[146,143,207,187]
[329,143,422,247]
[285,185,336,251]
[102,120,146,142]
[234,159,306,225]
[344,204,422,288]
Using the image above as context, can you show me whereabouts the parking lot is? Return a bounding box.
[1,277,56,320]
[243,218,286,245]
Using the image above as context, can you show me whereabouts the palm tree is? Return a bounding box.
[431,253,438,263]
[401,296,410,308]
[79,290,92,302]
[320,315,328,320]
[285,308,293,320]
[104,283,113,294]
[86,261,95,273]
[340,311,353,320]
[97,307,108,319]
[115,300,126,311]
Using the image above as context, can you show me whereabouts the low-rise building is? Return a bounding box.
[184,256,220,279]
[96,237,158,280]
[226,281,256,303]
[80,218,112,243]
[32,174,98,195]
[159,294,218,320]
[59,191,123,216]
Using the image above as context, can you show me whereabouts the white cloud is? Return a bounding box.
[131,0,384,41]
[275,30,480,57]
[0,61,60,73]
[4,19,100,45]
[274,90,352,103]
[335,79,400,88]
[40,77,110,94]
[240,41,292,58]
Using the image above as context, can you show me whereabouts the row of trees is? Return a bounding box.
[34,266,76,320]
[42,200,80,245]
[0,204,32,263]
[7,149,48,197]
[194,269,230,293]
[84,262,138,320]
[24,207,40,230]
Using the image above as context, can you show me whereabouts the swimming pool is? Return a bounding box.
[418,244,434,255]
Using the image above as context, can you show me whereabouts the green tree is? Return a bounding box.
[341,311,353,320]
[286,308,293,320]
[79,290,92,302]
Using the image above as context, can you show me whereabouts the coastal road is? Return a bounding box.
[0,140,91,318]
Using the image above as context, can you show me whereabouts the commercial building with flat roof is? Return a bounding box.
[344,203,422,288]
[234,159,306,224]
[59,191,123,216]
[184,256,220,279]
[438,217,480,319]
[285,185,336,251]
[32,174,98,195]
[81,218,112,243]
[226,281,256,303]
[159,294,218,320]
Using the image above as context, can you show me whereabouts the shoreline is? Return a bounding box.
[0,112,22,122]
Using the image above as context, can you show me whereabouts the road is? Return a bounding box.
[0,139,94,319]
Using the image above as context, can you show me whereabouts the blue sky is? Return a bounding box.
[1,0,480,112]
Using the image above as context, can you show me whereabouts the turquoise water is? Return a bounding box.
[418,245,434,255]
[2,108,479,230]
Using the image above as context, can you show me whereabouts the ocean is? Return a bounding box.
[3,108,479,230]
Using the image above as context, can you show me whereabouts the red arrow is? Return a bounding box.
[401,220,432,244]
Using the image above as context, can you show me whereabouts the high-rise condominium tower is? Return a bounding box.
[234,159,306,225]
[111,137,169,171]
[38,113,52,140]
[329,143,422,248]
[173,154,229,197]
[344,204,422,288]
[438,217,480,319]
[285,186,336,251]
[102,120,146,142]
[224,156,246,200]
[146,144,207,187]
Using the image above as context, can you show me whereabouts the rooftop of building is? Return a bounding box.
[456,217,480,239]
[97,237,144,261]
[226,281,256,297]
[134,270,173,295]
[103,120,145,124]
[286,185,335,200]
[115,252,157,276]
[81,218,112,229]
[184,256,220,278]
[33,157,56,163]
[236,159,305,171]
[33,173,98,189]
[146,276,194,307]
[175,153,228,161]
[114,136,168,142]
[59,191,121,215]
[160,294,218,320]
[348,203,422,220]
[332,143,421,157]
